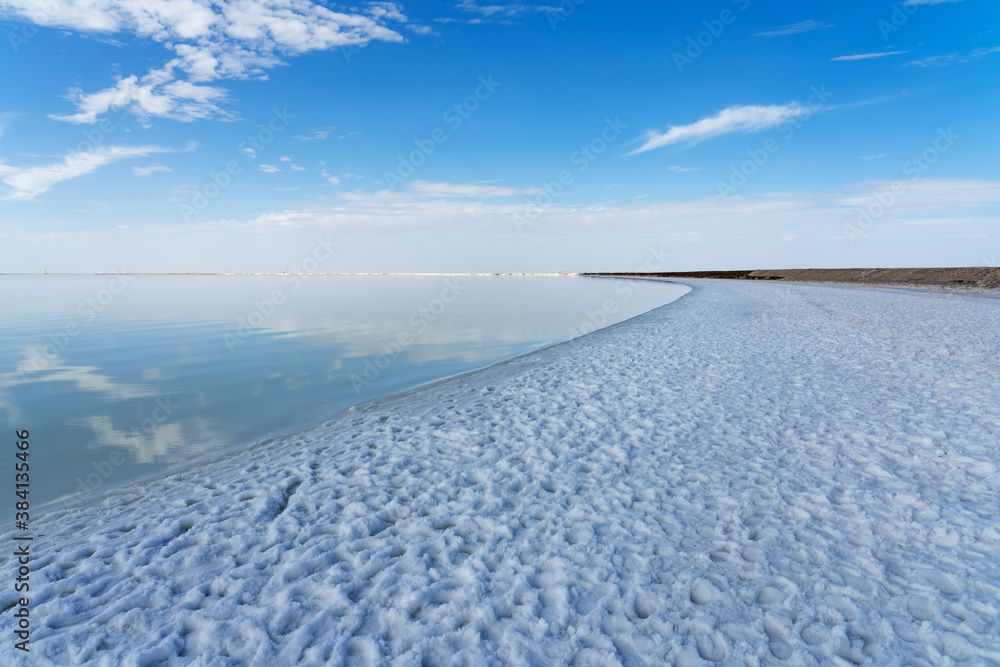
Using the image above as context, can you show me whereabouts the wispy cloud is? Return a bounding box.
[0,143,188,200]
[367,1,407,21]
[859,154,888,160]
[258,164,280,173]
[901,0,962,5]
[132,164,172,176]
[50,62,231,123]
[279,156,306,171]
[630,104,810,155]
[754,20,834,38]
[406,180,545,198]
[905,46,1000,67]
[668,166,702,173]
[454,0,552,21]
[832,50,909,61]
[6,178,999,273]
[3,0,411,123]
[321,168,340,186]
[295,130,331,142]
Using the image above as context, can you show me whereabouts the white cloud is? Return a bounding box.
[367,2,406,22]
[321,168,340,185]
[902,0,962,5]
[0,144,183,200]
[277,155,306,169]
[50,60,230,123]
[905,46,1000,67]
[859,154,887,160]
[668,166,702,173]
[453,0,555,23]
[4,178,998,273]
[630,104,810,154]
[132,164,172,176]
[832,51,909,61]
[294,130,331,141]
[754,20,834,38]
[406,180,545,198]
[837,178,1000,211]
[259,164,280,173]
[1,0,409,123]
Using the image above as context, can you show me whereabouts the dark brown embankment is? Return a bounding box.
[582,267,1000,289]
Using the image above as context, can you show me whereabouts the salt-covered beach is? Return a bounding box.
[4,280,999,665]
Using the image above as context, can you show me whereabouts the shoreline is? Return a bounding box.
[22,278,691,520]
[584,266,1000,290]
[4,280,998,663]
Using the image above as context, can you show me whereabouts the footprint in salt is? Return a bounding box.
[690,580,719,605]
[907,596,936,622]
[800,623,831,646]
[695,633,728,662]
[927,571,962,597]
[633,590,662,620]
[763,616,793,660]
[756,586,785,606]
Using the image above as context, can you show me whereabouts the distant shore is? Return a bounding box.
[7,267,998,288]
[584,266,1000,290]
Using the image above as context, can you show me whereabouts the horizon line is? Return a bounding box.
[0,272,583,277]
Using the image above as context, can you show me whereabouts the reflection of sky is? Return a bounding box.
[76,414,224,464]
[2,350,154,398]
[0,276,688,510]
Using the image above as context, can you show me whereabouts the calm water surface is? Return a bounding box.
[0,275,687,511]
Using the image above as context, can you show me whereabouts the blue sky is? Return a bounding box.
[0,0,998,272]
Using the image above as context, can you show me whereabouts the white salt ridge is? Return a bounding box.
[3,280,1000,665]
